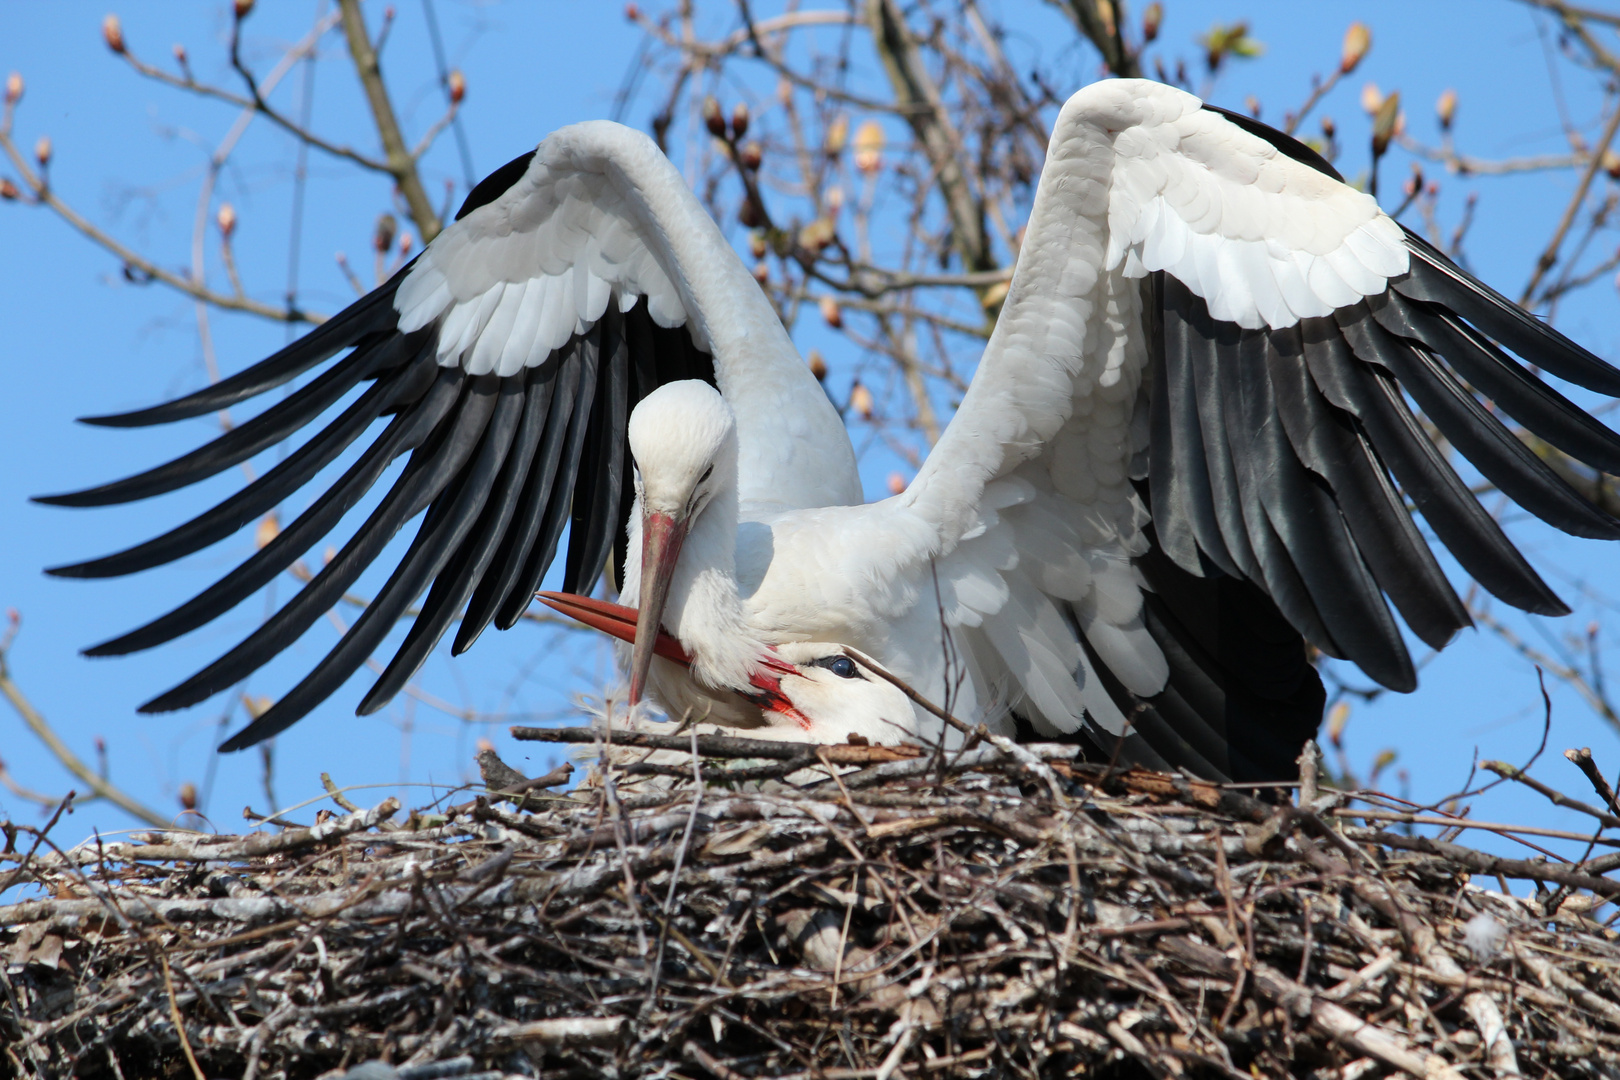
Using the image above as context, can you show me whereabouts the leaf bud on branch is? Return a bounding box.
[103,14,126,55]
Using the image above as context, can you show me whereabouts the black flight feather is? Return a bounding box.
[79,270,408,428]
[48,345,439,579]
[141,373,494,714]
[84,367,462,659]
[452,357,562,655]
[494,324,602,631]
[360,375,531,713]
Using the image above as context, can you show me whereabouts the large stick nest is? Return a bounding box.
[4,728,1620,1080]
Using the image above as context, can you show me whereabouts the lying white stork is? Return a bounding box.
[42,80,1620,782]
[537,592,920,746]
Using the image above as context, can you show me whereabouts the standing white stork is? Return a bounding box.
[41,80,1620,782]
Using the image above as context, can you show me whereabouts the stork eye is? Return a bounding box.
[815,655,861,679]
[699,464,714,484]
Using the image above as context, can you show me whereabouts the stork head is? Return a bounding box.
[625,381,737,704]
[535,593,920,746]
[742,642,920,746]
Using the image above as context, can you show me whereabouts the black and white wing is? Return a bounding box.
[40,122,851,751]
[806,80,1620,782]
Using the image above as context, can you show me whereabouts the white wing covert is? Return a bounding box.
[39,122,854,751]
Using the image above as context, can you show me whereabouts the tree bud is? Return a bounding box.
[1142,2,1162,43]
[854,120,884,174]
[173,43,189,67]
[34,135,51,167]
[703,96,726,138]
[1360,83,1383,115]
[255,512,280,549]
[1371,92,1401,157]
[178,782,197,811]
[216,201,236,238]
[848,381,872,418]
[824,115,848,156]
[752,261,769,284]
[730,101,749,140]
[807,349,827,380]
[1436,88,1457,131]
[5,72,22,106]
[1326,701,1350,749]
[748,230,768,259]
[103,14,126,54]
[1340,22,1370,74]
[0,178,18,200]
[625,2,641,19]
[738,195,763,228]
[234,0,254,19]
[374,212,397,253]
[398,233,414,257]
[820,294,843,329]
[887,472,906,495]
[448,69,465,105]
[738,140,762,170]
[799,217,836,253]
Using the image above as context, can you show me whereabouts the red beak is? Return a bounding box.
[535,592,692,666]
[629,509,689,705]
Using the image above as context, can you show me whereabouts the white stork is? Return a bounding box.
[41,80,1620,782]
[537,592,920,746]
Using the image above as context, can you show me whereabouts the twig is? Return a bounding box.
[1521,99,1620,305]
[0,632,173,829]
[335,0,443,240]
[1565,747,1620,815]
[1483,759,1620,828]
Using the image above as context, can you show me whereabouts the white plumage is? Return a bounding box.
[49,80,1620,777]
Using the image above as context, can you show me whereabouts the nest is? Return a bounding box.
[5,726,1620,1080]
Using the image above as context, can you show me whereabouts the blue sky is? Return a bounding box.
[3,1,1619,874]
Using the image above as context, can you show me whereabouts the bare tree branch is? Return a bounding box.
[336,0,444,240]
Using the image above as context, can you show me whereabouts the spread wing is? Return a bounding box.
[39,121,850,750]
[811,80,1620,781]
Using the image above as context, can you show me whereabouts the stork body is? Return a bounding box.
[43,81,1620,781]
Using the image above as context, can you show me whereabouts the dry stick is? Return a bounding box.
[1566,747,1620,815]
[1521,99,1620,305]
[1483,760,1620,828]
[1352,827,1620,896]
[512,724,919,764]
[0,648,173,829]
[646,728,705,1011]
[1336,807,1620,848]
[0,792,76,896]
[1161,936,1468,1080]
[159,955,208,1080]
[334,0,442,240]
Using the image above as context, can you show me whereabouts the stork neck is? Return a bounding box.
[660,480,766,691]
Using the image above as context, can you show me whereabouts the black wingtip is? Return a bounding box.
[46,555,126,580]
[33,490,104,509]
[218,725,263,753]
[81,639,131,659]
[79,407,171,429]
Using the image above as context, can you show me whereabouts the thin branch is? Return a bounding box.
[115,13,388,174]
[336,0,443,240]
[0,625,174,829]
[1398,136,1583,177]
[0,101,319,325]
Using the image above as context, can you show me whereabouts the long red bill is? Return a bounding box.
[630,509,688,704]
[535,592,692,665]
